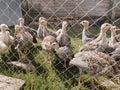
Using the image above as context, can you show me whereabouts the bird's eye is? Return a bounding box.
[106,24,109,26]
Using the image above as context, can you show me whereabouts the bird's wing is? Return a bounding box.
[79,42,99,52]
[25,26,37,33]
[24,26,37,43]
[70,57,89,69]
[58,46,73,58]
[111,48,120,55]
[114,34,120,42]
[56,33,71,47]
[37,26,43,39]
[108,47,120,62]
[113,42,120,48]
[24,31,33,42]
[70,51,114,74]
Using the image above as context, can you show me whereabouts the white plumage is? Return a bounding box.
[37,17,56,40]
[51,42,73,67]
[80,20,98,44]
[41,35,56,51]
[0,41,8,54]
[0,24,14,46]
[79,23,112,52]
[56,21,71,47]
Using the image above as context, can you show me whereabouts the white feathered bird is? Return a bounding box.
[0,24,14,46]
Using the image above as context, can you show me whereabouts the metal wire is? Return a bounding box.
[0,0,120,89]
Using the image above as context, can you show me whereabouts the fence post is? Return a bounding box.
[109,0,116,21]
[21,0,30,25]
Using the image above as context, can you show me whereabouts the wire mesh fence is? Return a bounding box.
[0,0,120,90]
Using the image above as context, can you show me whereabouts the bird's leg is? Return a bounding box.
[47,52,52,64]
[109,59,120,74]
[113,65,120,74]
[78,69,84,84]
[17,49,26,63]
[17,49,22,59]
[0,55,2,62]
[15,44,22,60]
[89,71,95,89]
[63,59,66,67]
[79,74,84,83]
[91,78,95,89]
[24,49,28,60]
[113,66,120,84]
[44,52,50,63]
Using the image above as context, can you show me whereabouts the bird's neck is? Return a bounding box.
[20,22,24,27]
[61,26,67,34]
[1,29,6,33]
[38,25,43,29]
[43,24,48,30]
[111,31,116,37]
[110,31,116,46]
[94,29,106,42]
[82,26,89,37]
[83,26,89,30]
[83,26,89,33]
[20,30,26,36]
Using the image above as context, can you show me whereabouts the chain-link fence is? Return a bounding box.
[0,0,120,90]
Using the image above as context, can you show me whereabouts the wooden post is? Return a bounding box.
[111,0,116,20]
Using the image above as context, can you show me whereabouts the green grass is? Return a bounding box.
[3,37,109,90]
[0,26,118,90]
[0,35,90,90]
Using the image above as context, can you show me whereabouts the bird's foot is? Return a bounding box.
[63,60,67,67]
[79,75,84,83]
[63,64,66,68]
[91,83,95,89]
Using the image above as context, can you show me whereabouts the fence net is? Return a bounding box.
[0,0,120,90]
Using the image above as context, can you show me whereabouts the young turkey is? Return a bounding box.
[51,42,74,67]
[18,18,37,43]
[0,24,14,46]
[80,20,98,44]
[80,23,112,53]
[70,51,119,87]
[13,25,33,61]
[56,21,71,47]
[37,17,56,40]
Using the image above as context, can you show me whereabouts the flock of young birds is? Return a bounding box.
[1,17,120,87]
